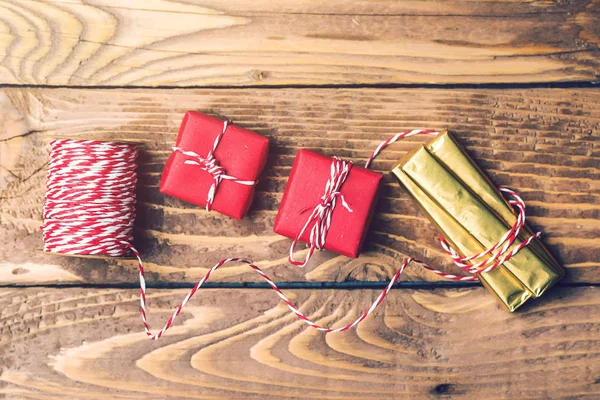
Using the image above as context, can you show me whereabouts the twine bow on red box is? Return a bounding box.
[288,157,354,267]
[172,120,258,212]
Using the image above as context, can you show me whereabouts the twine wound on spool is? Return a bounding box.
[42,139,138,256]
[42,131,539,340]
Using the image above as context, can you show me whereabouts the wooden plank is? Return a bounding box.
[0,0,598,86]
[1,286,600,399]
[0,87,598,285]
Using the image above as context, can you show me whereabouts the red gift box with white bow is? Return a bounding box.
[160,111,269,220]
[274,149,382,266]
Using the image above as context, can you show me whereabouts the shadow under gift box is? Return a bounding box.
[160,111,269,220]
[391,131,564,312]
[274,149,383,259]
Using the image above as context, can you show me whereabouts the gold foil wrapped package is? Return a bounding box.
[391,131,564,311]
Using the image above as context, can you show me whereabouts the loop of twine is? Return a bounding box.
[42,129,541,340]
[172,120,257,212]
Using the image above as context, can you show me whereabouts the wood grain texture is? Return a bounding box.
[1,286,600,399]
[0,87,599,285]
[0,0,599,86]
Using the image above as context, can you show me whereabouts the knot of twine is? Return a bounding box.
[173,120,257,212]
[288,157,354,267]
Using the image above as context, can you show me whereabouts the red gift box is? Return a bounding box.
[160,111,269,220]
[274,149,382,263]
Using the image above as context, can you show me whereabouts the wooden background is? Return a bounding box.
[0,0,599,398]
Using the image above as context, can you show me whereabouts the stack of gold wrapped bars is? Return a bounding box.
[391,131,564,311]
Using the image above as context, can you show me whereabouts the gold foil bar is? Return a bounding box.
[391,131,564,311]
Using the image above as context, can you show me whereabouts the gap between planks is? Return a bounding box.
[0,81,599,91]
[2,281,600,290]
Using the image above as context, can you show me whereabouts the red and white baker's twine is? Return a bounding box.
[173,121,257,211]
[42,139,138,256]
[134,252,413,338]
[433,188,540,281]
[42,130,541,340]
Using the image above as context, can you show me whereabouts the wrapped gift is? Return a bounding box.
[160,111,269,220]
[391,131,564,311]
[274,149,383,266]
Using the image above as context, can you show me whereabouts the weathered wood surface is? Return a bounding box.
[1,88,598,285]
[0,0,599,86]
[1,286,599,399]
